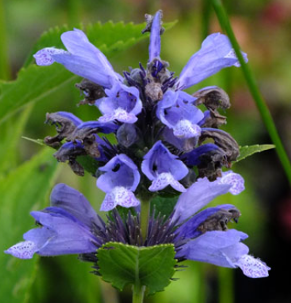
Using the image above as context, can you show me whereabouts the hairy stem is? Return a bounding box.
[211,0,291,186]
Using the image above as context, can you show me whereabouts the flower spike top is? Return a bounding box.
[6,10,270,282]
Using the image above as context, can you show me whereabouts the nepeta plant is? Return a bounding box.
[5,10,270,302]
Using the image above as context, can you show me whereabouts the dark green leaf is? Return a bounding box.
[98,242,176,295]
[0,148,59,303]
[235,144,275,163]
[150,195,179,218]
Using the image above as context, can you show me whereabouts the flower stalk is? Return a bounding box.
[132,284,146,303]
[212,0,291,186]
[140,198,151,241]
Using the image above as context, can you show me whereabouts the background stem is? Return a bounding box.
[0,0,11,80]
[211,0,291,186]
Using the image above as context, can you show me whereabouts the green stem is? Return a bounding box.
[140,199,150,241]
[132,285,146,303]
[0,0,10,80]
[211,0,291,186]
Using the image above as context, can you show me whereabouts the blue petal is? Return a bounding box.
[149,11,162,62]
[97,154,140,193]
[177,33,248,89]
[172,177,231,224]
[96,83,142,124]
[176,229,249,268]
[35,29,121,88]
[50,183,103,228]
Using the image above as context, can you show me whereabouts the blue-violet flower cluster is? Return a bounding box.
[5,11,270,279]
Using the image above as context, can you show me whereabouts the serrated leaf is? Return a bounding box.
[151,195,179,218]
[0,20,176,125]
[0,148,60,303]
[98,242,176,295]
[235,144,275,163]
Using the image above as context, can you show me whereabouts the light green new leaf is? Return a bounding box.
[0,20,176,124]
[98,242,176,295]
[0,148,59,303]
[235,144,275,163]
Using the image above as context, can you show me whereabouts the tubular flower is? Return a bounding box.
[5,9,270,281]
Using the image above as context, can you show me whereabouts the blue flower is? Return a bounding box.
[171,175,269,278]
[34,29,121,88]
[97,154,141,211]
[141,141,188,192]
[95,82,142,124]
[5,184,104,258]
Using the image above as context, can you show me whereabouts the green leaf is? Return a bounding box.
[150,195,179,218]
[97,242,177,295]
[0,106,32,174]
[235,144,275,163]
[76,155,100,176]
[0,20,176,125]
[0,148,59,303]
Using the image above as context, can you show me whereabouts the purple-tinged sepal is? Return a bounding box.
[95,82,142,124]
[141,141,188,192]
[97,154,140,211]
[44,111,82,148]
[176,204,240,239]
[176,33,248,90]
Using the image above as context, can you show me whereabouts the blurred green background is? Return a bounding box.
[1,0,291,302]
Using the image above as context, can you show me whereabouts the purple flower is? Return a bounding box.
[141,141,188,192]
[97,154,140,211]
[34,29,121,88]
[172,178,270,278]
[157,90,204,139]
[4,184,103,259]
[95,82,142,123]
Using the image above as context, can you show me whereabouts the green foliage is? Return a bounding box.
[0,148,59,303]
[97,242,177,295]
[0,20,175,125]
[150,195,179,218]
[76,155,100,176]
[0,107,32,174]
[235,144,275,163]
